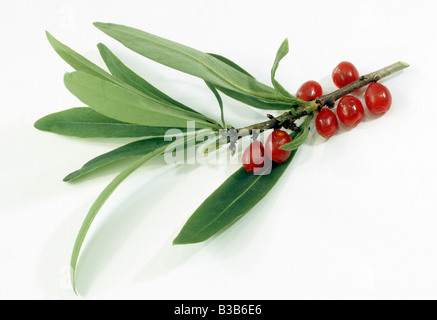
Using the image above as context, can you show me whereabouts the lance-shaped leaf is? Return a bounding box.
[63,137,175,181]
[46,31,117,84]
[97,43,207,118]
[47,32,216,126]
[93,22,289,102]
[207,53,255,79]
[173,134,299,245]
[64,71,214,129]
[70,136,193,294]
[212,85,299,110]
[271,38,297,100]
[206,52,305,110]
[205,81,226,128]
[70,148,164,294]
[34,107,175,138]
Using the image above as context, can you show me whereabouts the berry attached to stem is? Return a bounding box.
[265,130,293,163]
[315,108,338,138]
[336,95,365,127]
[332,61,360,88]
[242,141,265,173]
[296,80,323,101]
[365,82,392,114]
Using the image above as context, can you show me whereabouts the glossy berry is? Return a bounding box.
[242,140,265,173]
[365,82,392,114]
[332,61,359,88]
[265,130,292,164]
[337,95,364,127]
[316,108,339,138]
[296,80,323,101]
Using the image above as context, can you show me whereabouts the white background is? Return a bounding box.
[1,0,436,300]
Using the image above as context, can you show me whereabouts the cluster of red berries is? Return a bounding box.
[307,61,392,138]
[242,61,393,173]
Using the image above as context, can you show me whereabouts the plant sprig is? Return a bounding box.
[35,23,409,294]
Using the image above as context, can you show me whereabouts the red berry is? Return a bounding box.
[332,61,359,88]
[365,82,392,114]
[242,140,265,173]
[316,108,338,138]
[336,95,364,127]
[296,80,323,101]
[265,130,292,163]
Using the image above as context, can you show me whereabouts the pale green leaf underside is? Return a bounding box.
[206,53,255,79]
[271,38,298,100]
[46,32,215,126]
[46,31,116,84]
[93,22,289,102]
[205,81,225,128]
[97,43,210,121]
[64,71,213,128]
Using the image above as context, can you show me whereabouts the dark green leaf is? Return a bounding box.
[93,22,287,102]
[173,140,298,245]
[64,137,173,181]
[34,107,175,138]
[64,71,213,129]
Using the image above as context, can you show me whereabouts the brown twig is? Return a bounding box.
[235,61,409,137]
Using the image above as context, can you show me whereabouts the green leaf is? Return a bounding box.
[213,85,299,110]
[64,71,213,129]
[34,107,176,138]
[204,52,299,110]
[64,137,173,181]
[47,32,215,126]
[46,31,120,85]
[173,137,299,245]
[93,22,287,102]
[70,148,164,294]
[70,135,192,294]
[279,114,313,151]
[271,38,296,99]
[205,81,225,128]
[207,53,255,79]
[97,43,205,118]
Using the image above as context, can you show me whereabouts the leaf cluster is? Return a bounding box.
[35,23,311,293]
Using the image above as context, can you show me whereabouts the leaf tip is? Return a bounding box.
[45,31,57,47]
[172,234,202,246]
[33,118,44,131]
[62,175,73,182]
[93,22,109,31]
